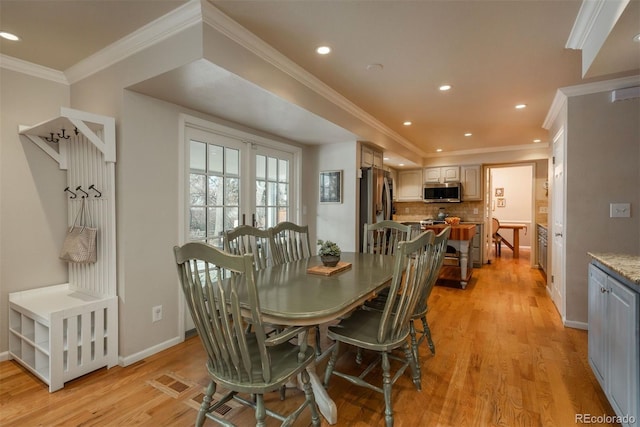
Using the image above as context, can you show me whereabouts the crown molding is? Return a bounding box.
[200,1,429,158]
[64,0,204,84]
[0,54,68,84]
[425,142,550,159]
[543,74,640,128]
[566,0,630,77]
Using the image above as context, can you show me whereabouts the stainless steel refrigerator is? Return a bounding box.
[359,167,394,251]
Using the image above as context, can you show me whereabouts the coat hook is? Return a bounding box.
[76,186,89,198]
[88,184,102,198]
[74,127,79,135]
[45,133,59,143]
[64,187,77,198]
[57,128,71,140]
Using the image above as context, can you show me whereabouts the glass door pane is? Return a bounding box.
[253,147,293,229]
[187,127,245,248]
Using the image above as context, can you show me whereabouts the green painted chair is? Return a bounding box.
[365,227,450,368]
[323,230,436,427]
[362,220,412,255]
[410,227,450,360]
[270,222,311,265]
[173,242,321,427]
[223,225,274,270]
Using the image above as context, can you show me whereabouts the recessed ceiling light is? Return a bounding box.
[464,133,472,137]
[439,84,452,91]
[383,157,390,160]
[403,121,412,126]
[633,33,640,43]
[366,63,384,71]
[533,139,541,143]
[398,163,405,167]
[515,104,527,109]
[0,31,20,41]
[316,46,331,55]
[436,148,443,152]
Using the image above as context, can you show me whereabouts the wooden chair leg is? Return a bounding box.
[381,352,394,427]
[421,316,435,355]
[197,381,215,427]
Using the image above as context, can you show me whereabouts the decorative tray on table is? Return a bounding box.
[307,262,352,276]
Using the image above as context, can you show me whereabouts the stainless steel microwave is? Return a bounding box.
[423,182,462,203]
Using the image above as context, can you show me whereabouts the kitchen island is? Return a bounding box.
[422,223,476,289]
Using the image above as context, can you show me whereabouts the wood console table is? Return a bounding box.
[422,224,476,289]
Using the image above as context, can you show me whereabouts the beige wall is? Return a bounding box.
[563,91,640,324]
[0,69,70,353]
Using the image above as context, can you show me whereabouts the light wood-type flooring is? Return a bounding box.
[0,249,618,426]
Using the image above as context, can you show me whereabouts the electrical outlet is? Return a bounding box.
[152,305,163,322]
[540,206,548,214]
[473,208,479,214]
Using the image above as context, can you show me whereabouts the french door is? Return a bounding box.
[185,122,296,248]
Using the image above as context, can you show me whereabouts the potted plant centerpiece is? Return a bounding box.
[317,239,341,267]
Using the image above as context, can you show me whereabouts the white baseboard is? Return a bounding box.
[0,351,10,362]
[119,336,183,367]
[564,319,588,330]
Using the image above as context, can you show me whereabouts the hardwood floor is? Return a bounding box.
[0,250,618,426]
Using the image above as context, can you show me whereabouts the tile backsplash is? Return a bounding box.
[393,200,548,226]
[393,201,484,223]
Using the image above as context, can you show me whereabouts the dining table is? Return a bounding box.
[496,223,527,258]
[231,251,397,424]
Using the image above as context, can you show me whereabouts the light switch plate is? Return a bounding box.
[610,203,631,218]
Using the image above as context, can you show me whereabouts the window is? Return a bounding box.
[183,117,299,246]
[188,130,244,248]
[254,149,291,229]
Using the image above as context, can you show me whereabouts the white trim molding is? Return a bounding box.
[0,54,68,84]
[543,74,640,129]
[64,0,203,84]
[566,0,630,77]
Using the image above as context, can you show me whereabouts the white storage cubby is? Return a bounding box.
[12,108,118,392]
[9,284,118,392]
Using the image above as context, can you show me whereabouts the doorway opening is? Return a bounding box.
[484,163,536,268]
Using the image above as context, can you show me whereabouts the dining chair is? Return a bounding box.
[269,221,325,361]
[363,227,450,371]
[323,230,436,427]
[223,225,274,270]
[362,220,412,255]
[492,217,503,256]
[270,221,311,264]
[409,227,450,362]
[173,242,321,427]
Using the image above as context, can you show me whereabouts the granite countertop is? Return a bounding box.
[588,252,640,286]
[537,223,548,229]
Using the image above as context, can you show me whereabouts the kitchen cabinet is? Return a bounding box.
[588,262,639,426]
[460,165,482,201]
[471,223,483,267]
[361,145,383,169]
[424,166,460,183]
[397,169,423,201]
[537,224,547,277]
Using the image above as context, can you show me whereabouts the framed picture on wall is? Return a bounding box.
[495,187,504,197]
[497,198,506,207]
[319,170,343,204]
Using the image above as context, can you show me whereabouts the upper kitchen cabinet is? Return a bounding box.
[361,145,383,169]
[461,165,482,201]
[424,166,460,183]
[397,169,423,201]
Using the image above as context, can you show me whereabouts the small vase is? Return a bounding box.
[321,255,340,267]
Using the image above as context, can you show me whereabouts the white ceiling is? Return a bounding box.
[1,0,638,168]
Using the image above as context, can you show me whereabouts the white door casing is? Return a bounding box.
[551,127,566,321]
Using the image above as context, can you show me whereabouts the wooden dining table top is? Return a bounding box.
[234,252,396,326]
[422,223,476,241]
